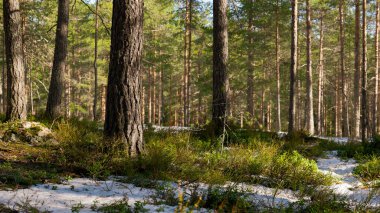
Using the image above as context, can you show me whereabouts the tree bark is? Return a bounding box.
[2,34,6,114]
[212,0,228,140]
[93,0,99,121]
[275,0,281,132]
[152,67,156,124]
[45,0,69,119]
[374,0,380,135]
[340,0,349,137]
[305,0,314,135]
[3,0,27,121]
[361,0,367,141]
[288,0,298,134]
[104,0,144,156]
[317,13,324,136]
[246,0,254,121]
[353,0,361,138]
[183,0,192,126]
[148,67,152,124]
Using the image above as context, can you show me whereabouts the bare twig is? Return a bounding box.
[79,0,111,36]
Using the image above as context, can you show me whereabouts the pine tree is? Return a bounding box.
[212,0,228,141]
[104,0,144,156]
[45,0,69,119]
[3,0,27,121]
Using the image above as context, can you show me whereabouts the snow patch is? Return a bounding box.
[317,152,380,207]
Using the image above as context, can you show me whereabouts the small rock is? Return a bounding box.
[38,128,52,137]
[21,122,32,129]
[46,138,59,145]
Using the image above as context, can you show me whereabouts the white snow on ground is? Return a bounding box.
[317,151,380,207]
[1,143,380,211]
[151,125,193,132]
[316,136,350,144]
[0,178,181,212]
[229,183,300,208]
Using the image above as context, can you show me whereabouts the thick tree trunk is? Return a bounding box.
[340,0,349,137]
[317,13,324,136]
[3,0,27,121]
[353,0,361,138]
[104,0,144,156]
[275,0,281,132]
[305,0,314,135]
[2,35,6,114]
[288,0,298,134]
[45,0,69,119]
[212,0,228,140]
[375,0,380,134]
[93,0,99,121]
[361,0,367,141]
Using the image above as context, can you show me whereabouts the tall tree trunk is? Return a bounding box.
[93,0,99,121]
[288,0,298,134]
[340,0,349,137]
[168,74,172,125]
[197,50,202,125]
[187,1,192,126]
[353,0,361,138]
[141,73,144,124]
[158,67,162,126]
[317,13,324,136]
[148,67,152,123]
[212,0,228,140]
[29,66,33,115]
[101,84,106,121]
[2,35,6,113]
[246,0,254,121]
[45,0,69,119]
[183,0,192,126]
[152,68,156,124]
[305,0,314,135]
[3,0,27,121]
[65,66,71,118]
[361,0,367,141]
[374,0,380,135]
[275,0,281,132]
[335,70,342,137]
[104,0,144,156]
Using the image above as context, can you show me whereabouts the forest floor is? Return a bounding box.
[0,121,379,212]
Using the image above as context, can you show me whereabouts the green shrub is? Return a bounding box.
[138,141,176,178]
[97,198,133,213]
[202,186,255,212]
[269,151,332,190]
[298,189,350,213]
[54,120,126,179]
[337,142,364,159]
[354,156,380,181]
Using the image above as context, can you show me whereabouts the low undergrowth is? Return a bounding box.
[0,119,377,212]
[354,156,380,182]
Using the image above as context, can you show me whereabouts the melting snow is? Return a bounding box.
[316,136,350,144]
[317,152,380,207]
[0,148,380,211]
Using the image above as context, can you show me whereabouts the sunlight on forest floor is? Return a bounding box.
[0,149,378,212]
